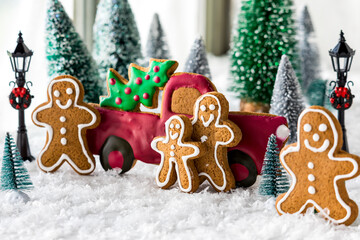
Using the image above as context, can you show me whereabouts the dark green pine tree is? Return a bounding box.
[230,0,298,111]
[259,134,289,197]
[93,0,142,80]
[45,0,103,103]
[1,133,33,191]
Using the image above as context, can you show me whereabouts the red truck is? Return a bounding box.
[87,73,288,187]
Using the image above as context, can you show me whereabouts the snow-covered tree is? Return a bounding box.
[299,5,321,93]
[1,133,33,192]
[259,134,290,197]
[93,0,142,80]
[229,0,299,112]
[45,0,103,103]
[184,36,212,80]
[270,55,305,144]
[145,13,171,60]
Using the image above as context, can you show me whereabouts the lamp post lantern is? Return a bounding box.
[328,30,355,152]
[7,32,35,161]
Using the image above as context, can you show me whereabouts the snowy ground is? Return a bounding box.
[1,55,360,239]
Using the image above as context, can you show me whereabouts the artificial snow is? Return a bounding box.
[1,55,360,239]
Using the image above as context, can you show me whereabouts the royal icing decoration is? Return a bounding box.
[276,106,360,226]
[151,115,203,193]
[100,59,178,111]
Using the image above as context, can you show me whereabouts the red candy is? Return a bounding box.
[153,66,160,72]
[145,74,150,80]
[115,97,122,105]
[134,95,140,101]
[124,87,132,94]
[143,93,149,99]
[154,76,160,83]
[110,78,116,85]
[135,77,142,85]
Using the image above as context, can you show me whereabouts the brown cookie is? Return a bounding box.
[32,75,100,175]
[276,106,360,225]
[191,92,242,192]
[151,115,205,193]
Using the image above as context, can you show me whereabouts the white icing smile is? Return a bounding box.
[201,114,214,127]
[304,139,330,153]
[56,99,73,109]
[170,131,179,140]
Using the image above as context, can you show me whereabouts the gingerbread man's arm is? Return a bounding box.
[214,121,241,147]
[32,103,56,127]
[75,105,100,127]
[152,136,168,153]
[332,152,360,178]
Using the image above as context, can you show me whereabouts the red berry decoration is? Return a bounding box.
[110,78,116,85]
[345,103,350,108]
[330,98,335,104]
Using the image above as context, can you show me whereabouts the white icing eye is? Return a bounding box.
[312,134,320,142]
[303,124,312,132]
[209,104,216,110]
[200,105,206,111]
[319,124,327,132]
[54,90,60,97]
[170,123,174,129]
[66,88,73,95]
[175,124,180,129]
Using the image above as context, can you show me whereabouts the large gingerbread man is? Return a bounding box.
[32,75,100,175]
[151,115,204,193]
[276,106,360,225]
[191,92,242,192]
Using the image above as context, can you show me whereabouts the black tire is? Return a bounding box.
[100,135,135,174]
[228,150,258,188]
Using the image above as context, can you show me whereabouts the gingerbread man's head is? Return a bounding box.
[298,106,342,154]
[48,76,83,110]
[192,92,229,128]
[165,115,186,142]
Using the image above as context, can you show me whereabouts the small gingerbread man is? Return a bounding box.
[276,106,360,226]
[151,115,204,193]
[32,75,100,175]
[191,92,242,192]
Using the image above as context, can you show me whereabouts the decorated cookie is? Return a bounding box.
[32,75,100,175]
[151,115,204,193]
[191,92,242,192]
[276,106,360,225]
[100,58,178,111]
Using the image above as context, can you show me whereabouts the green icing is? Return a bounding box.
[100,59,177,111]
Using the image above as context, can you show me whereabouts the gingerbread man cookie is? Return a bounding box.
[276,106,360,225]
[191,92,242,192]
[32,75,100,175]
[151,115,204,193]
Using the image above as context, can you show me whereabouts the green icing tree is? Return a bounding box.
[45,0,103,103]
[259,134,289,197]
[100,59,178,111]
[230,0,298,109]
[93,0,143,81]
[1,133,33,191]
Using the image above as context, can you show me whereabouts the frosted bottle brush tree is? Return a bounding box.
[93,0,142,80]
[259,134,289,197]
[45,0,103,103]
[145,13,171,60]
[230,0,298,112]
[270,55,305,144]
[184,36,212,80]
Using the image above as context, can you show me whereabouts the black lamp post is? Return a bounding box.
[7,32,34,161]
[328,31,355,152]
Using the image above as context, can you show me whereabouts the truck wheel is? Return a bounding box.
[100,135,136,174]
[228,150,257,188]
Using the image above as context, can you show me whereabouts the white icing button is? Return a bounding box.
[171,145,175,150]
[308,174,315,182]
[175,124,180,129]
[312,133,320,142]
[61,138,67,145]
[170,123,174,129]
[308,186,316,195]
[308,162,314,169]
[60,116,66,122]
[209,104,215,110]
[66,88,73,95]
[319,124,327,132]
[304,124,312,132]
[170,151,175,157]
[60,127,67,135]
[200,105,206,111]
[54,90,60,97]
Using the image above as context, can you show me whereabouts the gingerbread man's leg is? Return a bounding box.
[157,157,177,189]
[174,159,199,193]
[64,141,95,174]
[276,191,310,214]
[38,141,67,171]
